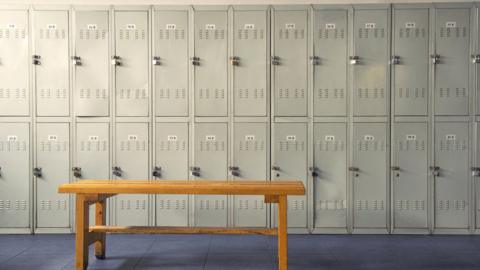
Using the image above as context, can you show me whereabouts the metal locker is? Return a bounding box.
[434,122,469,229]
[352,9,389,116]
[194,10,228,116]
[154,122,189,226]
[272,122,307,228]
[0,123,30,228]
[313,9,348,117]
[232,122,268,227]
[114,123,149,226]
[34,11,70,116]
[114,11,149,117]
[153,10,189,117]
[392,122,428,229]
[434,9,470,116]
[233,9,268,117]
[476,122,480,228]
[313,122,347,229]
[74,10,109,116]
[352,122,388,229]
[193,122,228,226]
[272,9,308,117]
[36,123,70,228]
[392,9,429,116]
[0,10,29,116]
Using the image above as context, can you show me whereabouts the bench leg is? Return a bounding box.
[76,195,89,270]
[94,200,106,259]
[277,195,288,270]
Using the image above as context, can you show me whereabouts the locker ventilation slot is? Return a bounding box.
[119,29,146,40]
[316,140,345,152]
[39,200,67,211]
[395,200,425,211]
[0,140,27,152]
[439,139,467,151]
[0,200,28,211]
[0,28,26,39]
[397,88,426,99]
[39,89,68,100]
[288,200,305,211]
[357,140,385,151]
[198,29,225,40]
[399,28,426,39]
[39,28,66,39]
[79,29,107,40]
[119,199,146,210]
[199,141,225,152]
[439,27,467,38]
[158,88,186,100]
[438,88,467,99]
[317,88,345,100]
[80,140,108,152]
[237,199,265,210]
[158,199,187,210]
[318,28,345,39]
[358,28,385,39]
[397,140,425,151]
[316,200,346,210]
[159,29,185,40]
[279,141,305,152]
[119,140,147,151]
[118,89,148,100]
[358,88,385,99]
[198,88,225,100]
[356,200,384,210]
[238,140,265,151]
[278,29,305,40]
[237,29,264,40]
[199,199,225,210]
[437,200,466,211]
[39,141,68,152]
[79,89,107,100]
[278,88,305,99]
[237,88,265,100]
[0,88,27,101]
[158,140,186,151]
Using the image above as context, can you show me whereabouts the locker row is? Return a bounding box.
[2,3,480,118]
[1,119,479,234]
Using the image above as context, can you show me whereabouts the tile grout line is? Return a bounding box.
[202,235,213,270]
[132,235,158,270]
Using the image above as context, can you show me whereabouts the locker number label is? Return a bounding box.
[128,135,138,141]
[7,135,18,142]
[285,23,296,29]
[206,135,216,141]
[166,24,176,30]
[286,135,296,141]
[446,134,456,140]
[87,24,98,30]
[206,24,216,30]
[48,135,58,141]
[244,24,255,30]
[365,23,376,29]
[88,136,99,141]
[364,135,374,141]
[325,23,336,30]
[245,135,255,141]
[406,134,417,141]
[126,24,136,30]
[405,22,416,28]
[7,23,16,29]
[47,24,57,30]
[167,135,178,141]
[446,22,456,28]
[325,135,335,141]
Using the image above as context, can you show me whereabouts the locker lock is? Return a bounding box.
[190,166,200,177]
[152,56,161,66]
[271,56,280,65]
[471,167,480,177]
[72,167,82,178]
[430,54,440,64]
[230,56,240,66]
[309,167,319,177]
[391,55,400,65]
[111,56,121,66]
[391,166,400,177]
[309,56,320,65]
[348,167,360,177]
[229,166,240,177]
[430,166,440,177]
[152,166,162,178]
[271,166,280,177]
[190,57,200,66]
[32,55,41,65]
[349,56,359,65]
[471,54,480,64]
[71,56,82,66]
[33,167,42,178]
[112,166,122,177]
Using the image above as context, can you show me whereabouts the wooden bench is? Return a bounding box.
[58,180,305,270]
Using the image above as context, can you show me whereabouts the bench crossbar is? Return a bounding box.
[90,226,278,236]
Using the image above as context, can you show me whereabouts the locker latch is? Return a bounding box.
[33,167,42,178]
[349,56,359,65]
[309,167,319,177]
[430,54,440,64]
[111,56,121,66]
[471,167,480,177]
[430,166,440,177]
[72,167,82,178]
[391,166,400,177]
[309,56,320,65]
[112,166,122,177]
[391,55,400,65]
[471,54,480,64]
[152,166,162,178]
[348,167,360,177]
[230,56,240,66]
[271,56,280,65]
[152,56,161,66]
[190,166,200,177]
[229,166,240,177]
[32,55,41,65]
[71,56,82,66]
[190,57,200,66]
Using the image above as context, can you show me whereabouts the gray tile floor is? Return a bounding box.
[1,234,480,270]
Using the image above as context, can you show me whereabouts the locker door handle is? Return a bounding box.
[230,56,240,66]
[111,56,121,66]
[33,167,42,178]
[112,166,122,177]
[271,56,280,65]
[391,55,400,65]
[349,167,359,177]
[152,56,161,66]
[309,167,319,177]
[430,54,440,64]
[271,166,280,171]
[309,56,320,65]
[32,55,41,65]
[391,166,400,177]
[349,56,359,65]
[190,57,200,66]
[190,166,200,177]
[471,167,480,177]
[229,166,240,177]
[72,167,82,178]
[152,166,162,178]
[472,54,480,64]
[71,56,81,66]
[430,166,440,177]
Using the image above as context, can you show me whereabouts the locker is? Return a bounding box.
[392,122,428,229]
[154,10,189,117]
[476,122,480,228]
[272,122,307,228]
[352,9,389,116]
[74,11,109,116]
[0,10,30,116]
[154,122,189,226]
[75,122,110,224]
[36,123,70,228]
[34,11,70,117]
[232,122,268,227]
[233,9,268,117]
[114,123,149,226]
[392,9,429,116]
[194,10,228,116]
[352,122,388,229]
[434,9,470,116]
[0,123,30,228]
[272,9,308,117]
[193,122,228,226]
[114,11,149,117]
[313,122,347,228]
[313,9,348,117]
[434,122,469,229]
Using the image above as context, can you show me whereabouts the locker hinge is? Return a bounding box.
[152,166,162,178]
[32,55,41,65]
[152,56,161,66]
[190,166,200,177]
[430,166,440,177]
[33,167,42,178]
[309,56,320,65]
[112,166,122,177]
[309,167,319,177]
[229,166,240,177]
[72,167,82,178]
[71,56,81,66]
[391,55,400,65]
